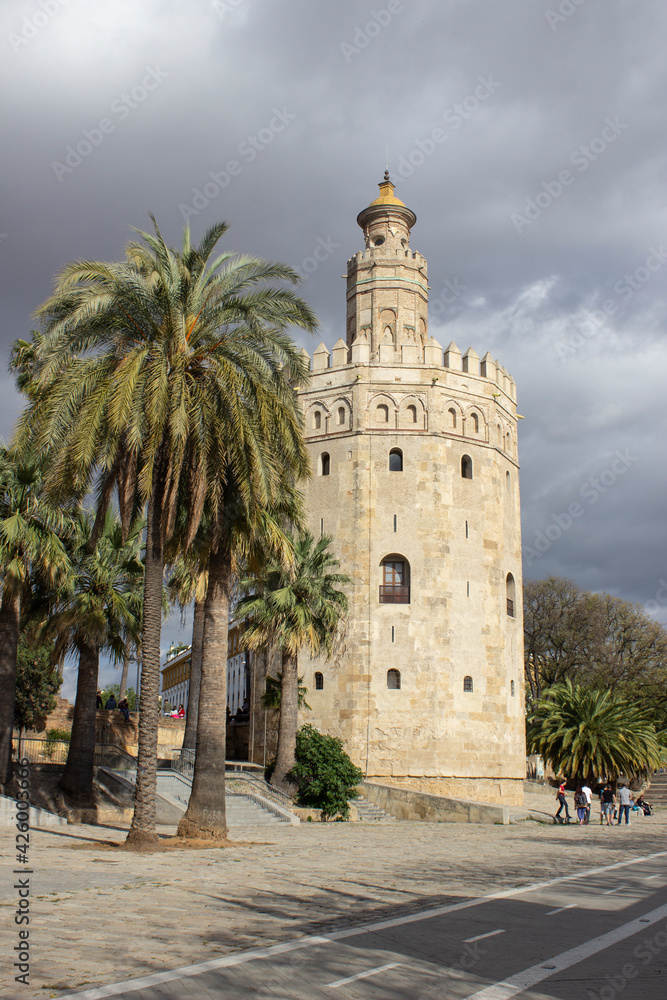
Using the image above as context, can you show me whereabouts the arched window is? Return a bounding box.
[377,403,389,424]
[461,455,473,479]
[313,411,321,430]
[448,407,457,429]
[380,555,410,604]
[470,413,479,434]
[506,470,511,492]
[407,404,417,424]
[463,675,473,693]
[387,669,401,690]
[321,453,330,476]
[506,572,516,617]
[389,448,403,472]
[337,406,345,425]
[510,679,515,697]
[315,672,324,690]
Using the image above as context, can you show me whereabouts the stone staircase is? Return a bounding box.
[354,794,397,822]
[225,794,289,826]
[646,773,667,810]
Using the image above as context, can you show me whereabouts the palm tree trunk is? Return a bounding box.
[177,547,230,839]
[272,651,299,793]
[181,599,205,750]
[119,654,130,702]
[0,588,20,787]
[60,640,99,812]
[125,483,164,848]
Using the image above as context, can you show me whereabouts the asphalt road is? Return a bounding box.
[60,849,667,1000]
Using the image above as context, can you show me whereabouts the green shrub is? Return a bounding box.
[43,727,71,760]
[289,724,363,820]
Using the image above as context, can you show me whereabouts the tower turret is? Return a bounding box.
[346,173,429,359]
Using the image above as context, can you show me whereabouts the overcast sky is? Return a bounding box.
[1,0,666,697]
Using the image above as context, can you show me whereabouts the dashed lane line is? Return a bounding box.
[464,900,667,1000]
[327,962,401,988]
[546,903,577,915]
[463,930,506,944]
[57,849,667,1000]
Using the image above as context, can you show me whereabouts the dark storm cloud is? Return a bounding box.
[2,0,666,690]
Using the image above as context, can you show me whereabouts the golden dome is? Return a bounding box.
[368,171,406,207]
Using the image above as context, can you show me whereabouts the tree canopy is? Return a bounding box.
[523,576,667,729]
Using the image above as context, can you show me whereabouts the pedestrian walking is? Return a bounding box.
[574,786,588,825]
[554,782,571,823]
[581,782,592,824]
[617,785,634,825]
[600,782,615,826]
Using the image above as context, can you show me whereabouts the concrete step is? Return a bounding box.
[354,794,397,822]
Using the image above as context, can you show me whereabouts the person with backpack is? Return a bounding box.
[554,782,571,823]
[574,785,588,824]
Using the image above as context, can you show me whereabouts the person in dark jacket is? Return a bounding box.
[105,694,117,710]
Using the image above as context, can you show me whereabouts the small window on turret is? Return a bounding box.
[372,235,385,246]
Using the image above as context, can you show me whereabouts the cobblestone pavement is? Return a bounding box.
[2,813,667,998]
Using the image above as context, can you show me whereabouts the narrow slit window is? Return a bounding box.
[391,625,395,643]
[506,572,516,617]
[393,514,397,533]
[321,453,330,476]
[510,679,515,697]
[465,520,469,539]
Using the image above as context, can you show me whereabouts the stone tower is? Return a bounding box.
[296,176,525,806]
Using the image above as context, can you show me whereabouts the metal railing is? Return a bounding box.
[379,585,410,604]
[13,737,70,764]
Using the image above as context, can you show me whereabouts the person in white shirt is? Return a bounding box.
[617,784,634,825]
[581,783,592,824]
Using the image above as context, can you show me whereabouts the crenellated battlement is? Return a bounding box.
[301,337,517,403]
[348,248,428,267]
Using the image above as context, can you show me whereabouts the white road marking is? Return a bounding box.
[602,885,629,894]
[546,903,577,915]
[57,848,667,999]
[464,930,506,943]
[327,962,401,987]
[464,900,667,1000]
[644,874,661,880]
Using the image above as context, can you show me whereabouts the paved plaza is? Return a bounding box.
[2,810,667,999]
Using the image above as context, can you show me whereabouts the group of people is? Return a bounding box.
[95,690,131,722]
[555,780,652,826]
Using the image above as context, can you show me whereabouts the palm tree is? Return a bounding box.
[0,447,71,786]
[15,219,315,845]
[43,510,144,810]
[237,532,349,792]
[527,679,663,783]
[176,473,304,839]
[166,550,208,752]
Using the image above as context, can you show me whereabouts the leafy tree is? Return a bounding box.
[16,219,315,844]
[523,577,667,727]
[527,679,663,783]
[238,532,349,793]
[0,447,71,786]
[100,683,138,711]
[290,724,363,820]
[14,634,61,732]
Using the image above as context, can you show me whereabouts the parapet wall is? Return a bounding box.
[301,337,517,405]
